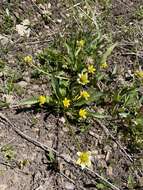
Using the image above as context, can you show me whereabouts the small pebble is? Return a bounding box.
[65,182,75,190]
[17,81,28,88]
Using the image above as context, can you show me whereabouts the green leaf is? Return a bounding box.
[119,112,129,118]
[65,42,74,62]
[80,124,91,133]
[88,112,109,119]
[87,34,102,54]
[46,151,55,163]
[75,47,81,57]
[0,101,9,108]
[74,91,103,107]
[96,183,106,189]
[100,43,117,64]
[96,72,105,81]
[59,79,69,87]
[127,174,135,189]
[18,96,51,106]
[134,117,143,126]
[1,145,16,161]
[51,75,61,100]
[65,42,71,56]
[18,97,39,106]
[56,71,68,79]
[0,59,5,70]
[59,88,66,97]
[112,64,118,75]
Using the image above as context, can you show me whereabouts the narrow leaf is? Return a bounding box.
[74,91,103,107]
[51,75,61,99]
[18,97,38,106]
[100,43,117,64]
[89,112,109,119]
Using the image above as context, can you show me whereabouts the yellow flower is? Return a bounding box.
[24,55,33,63]
[76,151,91,169]
[79,109,87,119]
[100,62,108,69]
[80,91,90,100]
[38,95,46,106]
[77,73,89,85]
[63,97,71,108]
[135,70,143,78]
[88,65,96,74]
[77,39,85,48]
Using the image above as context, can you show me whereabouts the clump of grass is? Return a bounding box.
[134,5,143,20]
[1,144,16,161]
[21,33,116,125]
[0,9,14,34]
[18,6,142,151]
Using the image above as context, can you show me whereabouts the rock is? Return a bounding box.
[2,94,14,104]
[59,117,66,124]
[0,184,8,190]
[107,166,113,177]
[65,169,70,176]
[23,76,30,83]
[35,177,53,190]
[57,19,62,23]
[65,182,75,190]
[105,151,111,162]
[139,176,143,187]
[16,19,31,37]
[0,34,9,45]
[17,81,28,88]
[96,154,105,160]
[32,85,39,90]
[98,159,107,168]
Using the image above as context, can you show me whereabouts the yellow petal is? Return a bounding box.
[86,160,92,167]
[77,152,82,156]
[81,163,86,169]
[76,158,81,165]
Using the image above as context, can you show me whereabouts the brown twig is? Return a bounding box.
[58,171,75,184]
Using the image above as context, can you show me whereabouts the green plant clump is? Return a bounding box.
[19,28,142,150]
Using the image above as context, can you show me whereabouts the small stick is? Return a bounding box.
[58,171,75,184]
